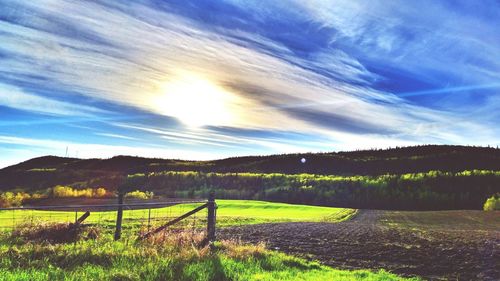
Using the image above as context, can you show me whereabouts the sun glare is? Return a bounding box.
[154,73,238,127]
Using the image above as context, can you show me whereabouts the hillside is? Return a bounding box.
[0,145,499,192]
[3,145,500,173]
[1,145,499,210]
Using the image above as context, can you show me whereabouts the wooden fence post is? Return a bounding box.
[114,192,124,241]
[147,208,151,232]
[70,211,91,232]
[207,192,216,245]
[74,211,90,227]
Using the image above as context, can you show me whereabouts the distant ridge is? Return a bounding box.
[1,145,499,191]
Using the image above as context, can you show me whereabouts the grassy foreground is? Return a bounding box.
[0,200,418,280]
[0,200,356,230]
[0,230,418,281]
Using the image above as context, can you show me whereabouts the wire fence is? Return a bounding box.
[0,199,209,239]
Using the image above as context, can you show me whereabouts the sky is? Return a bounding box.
[0,0,499,168]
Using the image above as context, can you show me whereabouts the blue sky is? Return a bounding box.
[0,0,499,167]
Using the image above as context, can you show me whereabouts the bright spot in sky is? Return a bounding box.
[301,157,306,163]
[154,72,238,127]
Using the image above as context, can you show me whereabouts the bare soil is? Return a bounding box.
[219,210,500,280]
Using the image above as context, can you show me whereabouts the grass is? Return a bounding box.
[0,201,419,280]
[0,200,357,231]
[0,228,419,281]
[208,200,356,226]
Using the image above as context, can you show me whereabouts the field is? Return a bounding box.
[220,209,500,280]
[201,200,357,226]
[1,199,498,280]
[0,235,417,281]
[0,200,356,231]
[0,200,413,281]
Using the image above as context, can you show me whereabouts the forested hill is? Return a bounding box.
[0,145,499,192]
[4,145,500,174]
[1,145,499,209]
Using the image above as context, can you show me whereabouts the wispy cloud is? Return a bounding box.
[294,0,500,82]
[93,133,139,141]
[112,122,331,153]
[0,83,105,116]
[0,0,498,167]
[0,135,218,161]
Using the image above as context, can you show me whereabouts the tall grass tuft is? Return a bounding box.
[10,222,100,244]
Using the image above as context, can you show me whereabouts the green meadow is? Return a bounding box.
[0,200,417,281]
[0,200,356,231]
[0,236,418,281]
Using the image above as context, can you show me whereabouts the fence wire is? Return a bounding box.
[0,199,208,239]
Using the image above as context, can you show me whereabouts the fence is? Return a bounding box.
[0,193,217,244]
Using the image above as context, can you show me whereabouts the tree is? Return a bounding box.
[483,194,500,211]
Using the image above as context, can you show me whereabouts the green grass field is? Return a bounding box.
[0,200,421,280]
[0,233,418,281]
[0,200,357,231]
[209,200,357,226]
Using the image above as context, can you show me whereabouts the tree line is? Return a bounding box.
[125,170,500,210]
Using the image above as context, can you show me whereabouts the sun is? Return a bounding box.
[154,73,237,127]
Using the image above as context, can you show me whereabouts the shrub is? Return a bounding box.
[0,192,31,208]
[51,186,110,198]
[125,190,154,200]
[52,185,79,197]
[0,187,110,206]
[483,194,500,211]
[93,187,108,198]
[31,192,48,199]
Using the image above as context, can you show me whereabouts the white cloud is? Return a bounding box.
[292,0,500,83]
[0,135,218,163]
[0,0,498,158]
[93,133,139,141]
[0,83,105,116]
[112,123,332,153]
